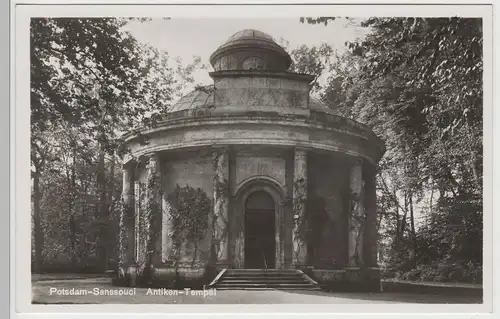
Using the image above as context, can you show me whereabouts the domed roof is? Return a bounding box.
[168,85,214,113]
[210,29,291,69]
[168,86,335,115]
[309,96,335,115]
[225,29,275,44]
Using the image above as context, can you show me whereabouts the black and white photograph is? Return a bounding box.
[16,3,493,313]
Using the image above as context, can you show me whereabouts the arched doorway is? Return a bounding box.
[244,190,276,269]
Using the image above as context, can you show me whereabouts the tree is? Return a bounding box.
[303,17,483,282]
[30,18,204,272]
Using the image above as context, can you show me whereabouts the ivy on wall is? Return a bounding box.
[348,190,367,266]
[167,184,211,267]
[211,148,229,262]
[136,181,148,267]
[292,177,309,243]
[142,156,162,279]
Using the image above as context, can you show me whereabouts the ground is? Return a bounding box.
[31,275,482,304]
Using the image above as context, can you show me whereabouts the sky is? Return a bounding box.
[123,18,370,90]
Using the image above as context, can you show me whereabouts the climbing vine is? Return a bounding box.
[211,148,229,262]
[167,185,211,266]
[143,157,162,277]
[117,183,134,272]
[348,190,367,266]
[292,177,309,243]
[135,181,148,267]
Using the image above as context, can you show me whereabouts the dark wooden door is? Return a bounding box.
[244,210,275,268]
[244,191,275,269]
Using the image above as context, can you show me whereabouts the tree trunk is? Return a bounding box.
[69,214,77,269]
[32,172,44,273]
[409,193,417,265]
[400,193,408,241]
[429,182,435,226]
[465,121,482,193]
[108,157,115,268]
[395,204,400,249]
[96,147,109,272]
[69,148,77,269]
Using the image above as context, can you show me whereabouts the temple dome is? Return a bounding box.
[309,96,335,115]
[168,85,214,113]
[225,29,275,43]
[210,29,292,72]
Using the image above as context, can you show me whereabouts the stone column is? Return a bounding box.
[118,162,135,272]
[348,158,365,267]
[292,148,308,266]
[363,163,378,266]
[161,194,172,263]
[212,147,229,264]
[144,153,162,269]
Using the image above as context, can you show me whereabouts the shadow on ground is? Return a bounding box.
[276,289,482,304]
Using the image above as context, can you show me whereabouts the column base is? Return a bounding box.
[113,264,139,287]
[213,261,232,272]
[113,264,216,289]
[308,266,381,292]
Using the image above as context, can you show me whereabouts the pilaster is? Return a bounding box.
[348,158,365,267]
[363,162,378,266]
[144,153,162,268]
[118,161,135,270]
[212,147,230,265]
[292,148,308,266]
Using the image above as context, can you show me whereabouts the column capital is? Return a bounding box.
[293,147,309,156]
[121,159,136,171]
[211,145,230,152]
[351,156,364,167]
[143,151,160,159]
[143,153,161,170]
[134,152,159,167]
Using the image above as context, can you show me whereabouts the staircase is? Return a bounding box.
[209,269,320,290]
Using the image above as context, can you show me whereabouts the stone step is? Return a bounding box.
[216,283,318,289]
[211,268,319,290]
[226,270,300,273]
[223,275,303,279]
[215,287,322,290]
[225,271,301,275]
[220,278,304,283]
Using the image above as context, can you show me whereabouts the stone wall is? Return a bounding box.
[234,155,286,193]
[160,152,214,267]
[213,75,309,109]
[307,153,350,267]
